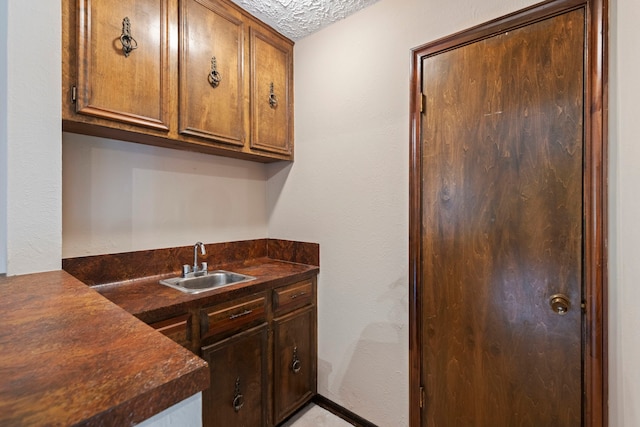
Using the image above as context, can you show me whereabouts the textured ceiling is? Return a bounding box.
[229,0,380,41]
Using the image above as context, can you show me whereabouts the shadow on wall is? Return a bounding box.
[320,322,408,426]
[318,276,409,427]
[265,160,293,218]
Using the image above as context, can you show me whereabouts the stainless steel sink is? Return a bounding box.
[159,270,256,294]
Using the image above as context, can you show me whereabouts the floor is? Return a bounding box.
[281,404,354,427]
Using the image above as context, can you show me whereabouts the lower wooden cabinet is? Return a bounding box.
[202,324,269,427]
[146,276,317,427]
[273,306,316,424]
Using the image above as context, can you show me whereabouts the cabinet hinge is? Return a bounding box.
[71,86,77,103]
[420,92,426,114]
[419,386,425,409]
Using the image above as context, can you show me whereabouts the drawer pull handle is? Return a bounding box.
[291,346,302,374]
[233,377,244,412]
[290,291,306,300]
[229,309,253,320]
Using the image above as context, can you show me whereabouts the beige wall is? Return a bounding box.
[2,0,639,425]
[268,0,639,425]
[609,0,640,424]
[62,133,268,258]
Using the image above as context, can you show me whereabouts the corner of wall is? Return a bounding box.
[3,0,62,275]
[0,1,9,275]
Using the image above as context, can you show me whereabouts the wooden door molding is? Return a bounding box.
[408,0,608,425]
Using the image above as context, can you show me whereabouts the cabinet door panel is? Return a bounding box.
[76,0,170,130]
[273,306,315,423]
[179,0,245,146]
[201,324,268,427]
[250,28,292,156]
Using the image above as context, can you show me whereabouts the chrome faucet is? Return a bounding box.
[182,242,208,277]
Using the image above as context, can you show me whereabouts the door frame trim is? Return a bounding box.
[408,0,608,425]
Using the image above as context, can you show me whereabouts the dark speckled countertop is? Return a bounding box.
[0,240,318,426]
[0,270,209,426]
[63,239,320,323]
[95,258,319,323]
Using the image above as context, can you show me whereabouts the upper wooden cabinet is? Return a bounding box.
[73,0,171,131]
[62,0,294,162]
[179,0,245,146]
[250,27,293,156]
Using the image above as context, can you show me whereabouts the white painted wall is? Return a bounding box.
[267,0,640,425]
[0,1,8,275]
[0,0,61,275]
[609,0,640,425]
[62,133,268,258]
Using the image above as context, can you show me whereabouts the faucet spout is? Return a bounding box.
[193,241,206,273]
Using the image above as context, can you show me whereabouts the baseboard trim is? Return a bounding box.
[312,395,378,427]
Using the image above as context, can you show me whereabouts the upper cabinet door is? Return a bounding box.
[179,0,245,146]
[250,27,293,156]
[76,0,171,131]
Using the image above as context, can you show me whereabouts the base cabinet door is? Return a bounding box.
[201,324,269,427]
[273,306,316,424]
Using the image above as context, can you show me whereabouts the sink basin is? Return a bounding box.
[159,270,256,294]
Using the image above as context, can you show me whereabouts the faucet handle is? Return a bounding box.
[182,264,191,278]
[201,262,208,274]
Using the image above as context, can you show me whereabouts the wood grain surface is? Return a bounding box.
[421,9,584,426]
[202,324,269,427]
[179,0,245,145]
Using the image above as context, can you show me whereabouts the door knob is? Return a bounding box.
[549,294,570,315]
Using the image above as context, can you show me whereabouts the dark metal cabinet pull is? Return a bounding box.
[229,309,252,320]
[290,291,306,300]
[208,57,222,88]
[269,82,278,108]
[119,17,138,57]
[233,377,244,412]
[291,346,301,374]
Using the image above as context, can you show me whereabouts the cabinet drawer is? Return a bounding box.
[273,280,313,315]
[149,313,192,349]
[201,295,267,341]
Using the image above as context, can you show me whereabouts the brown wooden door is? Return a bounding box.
[273,306,316,424]
[201,324,268,427]
[249,26,293,156]
[179,0,245,146]
[75,0,171,131]
[420,9,584,426]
